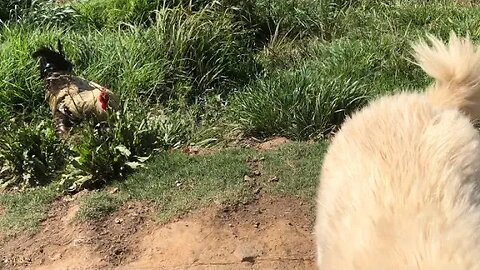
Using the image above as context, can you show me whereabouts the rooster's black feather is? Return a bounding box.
[32,40,73,79]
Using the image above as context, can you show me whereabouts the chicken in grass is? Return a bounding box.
[32,40,119,138]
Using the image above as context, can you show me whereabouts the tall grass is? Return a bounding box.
[229,66,369,140]
[72,0,220,28]
[227,1,480,140]
[0,0,35,22]
[0,25,50,115]
[229,36,431,140]
[153,6,258,101]
[0,0,78,26]
[71,0,348,40]
[334,4,480,40]
[0,5,259,113]
[73,0,158,28]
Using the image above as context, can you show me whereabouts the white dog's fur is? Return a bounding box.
[315,33,480,270]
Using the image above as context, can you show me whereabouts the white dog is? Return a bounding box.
[315,33,480,270]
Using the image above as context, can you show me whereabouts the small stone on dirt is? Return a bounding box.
[49,253,62,261]
[113,247,123,255]
[182,146,199,155]
[114,218,124,224]
[241,256,257,264]
[63,196,75,202]
[253,170,261,176]
[234,246,258,264]
[73,238,89,246]
[254,222,260,228]
[244,175,254,182]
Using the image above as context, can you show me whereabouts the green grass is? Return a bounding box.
[113,141,328,221]
[0,25,50,116]
[75,191,125,221]
[259,142,328,204]
[115,147,256,220]
[228,63,369,140]
[0,185,57,236]
[335,4,480,41]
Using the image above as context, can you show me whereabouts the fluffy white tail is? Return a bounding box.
[412,32,480,121]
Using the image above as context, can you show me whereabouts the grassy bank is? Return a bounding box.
[1,141,327,234]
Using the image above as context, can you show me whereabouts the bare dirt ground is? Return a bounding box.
[0,194,315,270]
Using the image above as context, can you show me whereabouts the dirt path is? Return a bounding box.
[0,194,316,270]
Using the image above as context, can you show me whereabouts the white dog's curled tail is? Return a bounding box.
[412,32,480,121]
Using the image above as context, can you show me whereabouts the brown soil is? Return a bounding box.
[238,137,291,151]
[180,136,292,157]
[256,137,291,151]
[0,195,316,270]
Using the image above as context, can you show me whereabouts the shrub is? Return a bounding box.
[58,100,200,191]
[0,120,66,190]
[59,102,161,191]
